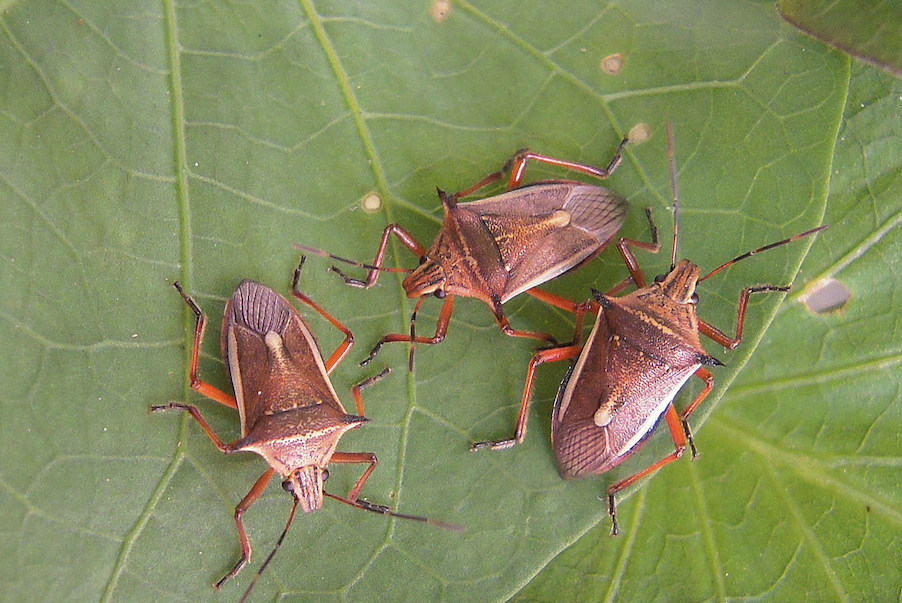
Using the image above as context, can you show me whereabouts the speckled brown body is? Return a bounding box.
[152,268,392,590]
[221,280,365,513]
[552,260,718,478]
[406,182,627,320]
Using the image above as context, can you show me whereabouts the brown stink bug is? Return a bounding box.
[297,137,632,369]
[473,123,826,534]
[152,258,460,601]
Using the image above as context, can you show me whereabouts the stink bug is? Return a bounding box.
[473,123,826,535]
[152,258,459,600]
[297,137,631,369]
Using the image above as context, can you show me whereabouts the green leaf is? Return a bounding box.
[1,1,896,603]
[779,0,902,78]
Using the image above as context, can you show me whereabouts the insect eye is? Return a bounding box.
[434,289,446,299]
[690,292,699,304]
[419,256,428,265]
[654,274,666,283]
[321,469,330,482]
[281,480,294,493]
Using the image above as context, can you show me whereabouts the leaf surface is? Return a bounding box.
[779,0,902,77]
[1,2,897,603]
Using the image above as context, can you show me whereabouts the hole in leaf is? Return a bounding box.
[799,278,850,314]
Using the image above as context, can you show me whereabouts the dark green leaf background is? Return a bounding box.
[1,1,899,602]
[778,0,902,77]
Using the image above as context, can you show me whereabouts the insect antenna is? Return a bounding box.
[236,498,299,603]
[698,225,828,283]
[407,296,425,371]
[666,121,680,271]
[324,491,465,532]
[293,243,412,285]
[661,121,827,283]
[235,486,462,602]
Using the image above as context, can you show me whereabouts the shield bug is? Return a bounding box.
[152,258,460,599]
[474,123,826,535]
[297,137,631,369]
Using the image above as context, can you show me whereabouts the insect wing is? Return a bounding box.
[224,280,345,437]
[466,183,627,302]
[552,297,701,478]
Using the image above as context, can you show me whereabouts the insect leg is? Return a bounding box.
[148,403,234,452]
[328,451,379,503]
[695,224,827,348]
[490,295,558,344]
[505,136,630,189]
[495,310,559,343]
[348,368,391,416]
[698,285,791,350]
[525,289,600,347]
[448,156,514,199]
[471,341,584,451]
[149,399,277,574]
[215,468,276,589]
[676,367,716,459]
[615,207,661,289]
[235,498,298,603]
[606,404,687,536]
[329,224,427,289]
[289,256,355,373]
[172,282,238,409]
[449,136,629,200]
[360,295,455,367]
[323,459,465,531]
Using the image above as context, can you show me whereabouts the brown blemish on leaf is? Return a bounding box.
[628,123,651,145]
[360,191,383,213]
[430,0,451,23]
[601,53,624,75]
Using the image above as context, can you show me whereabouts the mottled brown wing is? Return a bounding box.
[468,183,627,302]
[551,306,619,478]
[552,296,703,478]
[224,280,345,436]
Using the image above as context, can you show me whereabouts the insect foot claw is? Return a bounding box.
[607,494,620,536]
[329,265,366,288]
[359,343,383,367]
[214,556,247,590]
[149,402,188,414]
[469,439,515,452]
